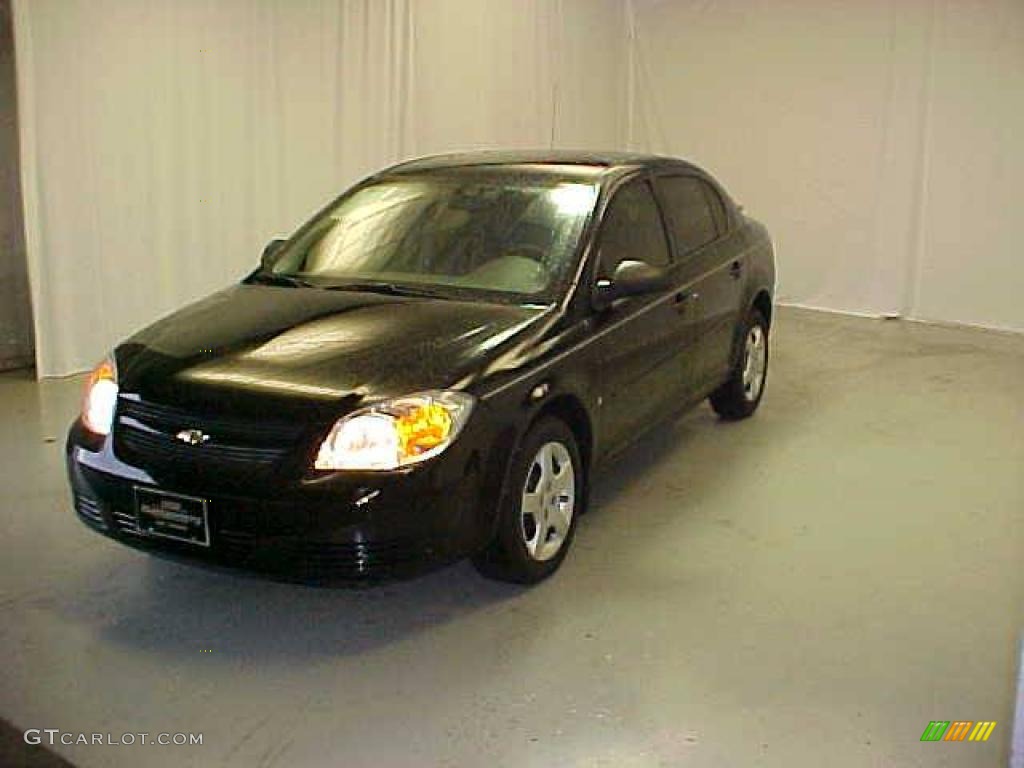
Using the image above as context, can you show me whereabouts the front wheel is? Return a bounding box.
[709,308,769,420]
[472,417,581,584]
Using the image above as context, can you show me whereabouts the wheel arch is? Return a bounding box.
[476,387,596,550]
[532,393,593,480]
[729,287,774,369]
[752,288,773,328]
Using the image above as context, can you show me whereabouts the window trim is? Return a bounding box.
[699,178,729,236]
[589,173,674,285]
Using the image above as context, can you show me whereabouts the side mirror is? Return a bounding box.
[592,259,670,311]
[260,238,287,271]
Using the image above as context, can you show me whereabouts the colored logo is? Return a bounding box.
[175,429,210,446]
[920,721,996,742]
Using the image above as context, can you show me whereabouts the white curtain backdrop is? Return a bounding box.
[13,0,627,376]
[13,0,1023,376]
[629,0,1024,334]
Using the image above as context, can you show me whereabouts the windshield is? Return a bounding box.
[265,170,600,301]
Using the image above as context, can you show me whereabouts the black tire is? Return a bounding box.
[472,417,582,584]
[709,307,769,421]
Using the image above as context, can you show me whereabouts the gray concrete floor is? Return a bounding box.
[1,307,1022,768]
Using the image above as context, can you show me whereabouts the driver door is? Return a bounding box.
[589,178,691,454]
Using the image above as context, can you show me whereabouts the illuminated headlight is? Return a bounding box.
[314,390,475,471]
[82,357,118,436]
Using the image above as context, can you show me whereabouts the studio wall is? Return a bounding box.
[13,0,626,376]
[0,0,32,369]
[12,0,1023,376]
[629,0,1024,333]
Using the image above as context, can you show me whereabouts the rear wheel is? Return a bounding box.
[709,308,769,420]
[472,417,581,584]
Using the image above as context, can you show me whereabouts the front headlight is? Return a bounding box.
[314,390,475,471]
[82,357,118,436]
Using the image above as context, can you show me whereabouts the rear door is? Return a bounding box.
[655,174,741,394]
[589,177,688,453]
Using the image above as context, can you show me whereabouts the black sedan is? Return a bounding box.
[67,150,775,584]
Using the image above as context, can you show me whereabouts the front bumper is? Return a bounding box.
[66,419,493,583]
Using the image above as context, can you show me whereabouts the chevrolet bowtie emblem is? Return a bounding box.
[175,429,210,446]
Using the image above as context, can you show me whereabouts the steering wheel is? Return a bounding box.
[503,243,547,265]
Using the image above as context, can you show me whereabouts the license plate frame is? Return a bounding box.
[133,486,210,547]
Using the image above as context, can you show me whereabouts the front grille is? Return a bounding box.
[217,529,258,561]
[114,395,307,470]
[288,539,422,570]
[72,485,430,581]
[74,494,107,529]
[118,398,306,441]
[119,427,284,467]
[111,508,141,535]
[214,528,423,579]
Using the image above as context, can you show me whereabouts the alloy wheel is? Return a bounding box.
[742,325,767,402]
[519,441,575,562]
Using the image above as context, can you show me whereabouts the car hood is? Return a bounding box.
[116,284,550,418]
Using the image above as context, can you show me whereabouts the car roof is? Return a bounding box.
[384,149,701,177]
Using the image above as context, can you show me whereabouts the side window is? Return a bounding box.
[596,180,671,279]
[658,176,723,254]
[704,183,728,234]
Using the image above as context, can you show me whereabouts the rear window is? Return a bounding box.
[658,176,723,254]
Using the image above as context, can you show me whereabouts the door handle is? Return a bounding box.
[673,290,697,313]
[729,260,743,279]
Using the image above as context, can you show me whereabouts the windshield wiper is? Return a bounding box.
[322,282,451,299]
[249,272,317,289]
